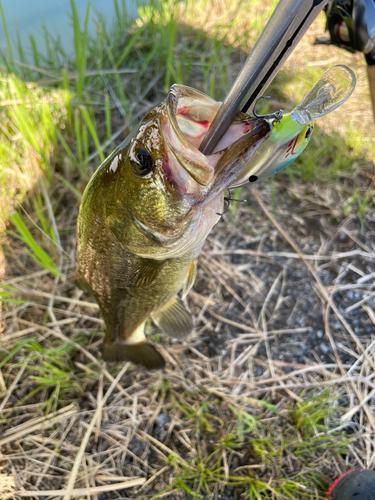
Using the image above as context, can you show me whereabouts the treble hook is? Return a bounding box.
[216,189,247,216]
[253,96,283,123]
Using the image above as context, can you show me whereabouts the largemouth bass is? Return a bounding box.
[75,84,271,369]
[231,65,356,187]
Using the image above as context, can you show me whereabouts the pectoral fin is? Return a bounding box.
[182,259,197,299]
[151,296,193,339]
[102,339,165,369]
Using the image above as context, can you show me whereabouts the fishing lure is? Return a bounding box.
[230,65,356,187]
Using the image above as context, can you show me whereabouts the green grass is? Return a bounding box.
[145,389,349,499]
[0,333,93,418]
[8,212,61,277]
[0,0,239,273]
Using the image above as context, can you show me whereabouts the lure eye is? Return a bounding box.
[131,148,154,176]
[305,126,314,139]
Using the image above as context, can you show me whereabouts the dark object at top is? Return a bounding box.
[315,0,375,63]
[199,0,328,155]
[327,469,375,500]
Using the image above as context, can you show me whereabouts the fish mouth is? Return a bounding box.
[162,85,217,186]
[162,84,271,189]
[115,87,271,260]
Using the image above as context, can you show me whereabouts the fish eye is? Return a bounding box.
[305,126,313,139]
[131,148,154,176]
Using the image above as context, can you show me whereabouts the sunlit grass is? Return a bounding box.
[0,0,237,273]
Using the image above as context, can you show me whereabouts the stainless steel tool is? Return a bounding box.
[199,0,328,155]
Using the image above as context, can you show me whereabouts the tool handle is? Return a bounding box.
[199,0,328,155]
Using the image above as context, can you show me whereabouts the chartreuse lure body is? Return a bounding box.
[231,65,356,187]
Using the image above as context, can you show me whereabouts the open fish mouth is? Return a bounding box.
[162,84,270,189]
[117,85,271,260]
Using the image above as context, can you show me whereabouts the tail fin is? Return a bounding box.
[102,340,165,370]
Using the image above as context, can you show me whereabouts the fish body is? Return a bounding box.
[231,64,356,187]
[75,84,271,369]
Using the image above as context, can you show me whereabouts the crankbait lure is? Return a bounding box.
[231,65,356,187]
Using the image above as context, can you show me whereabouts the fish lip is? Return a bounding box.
[163,86,215,187]
[163,85,271,190]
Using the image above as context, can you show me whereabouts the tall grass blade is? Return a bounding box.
[74,108,83,163]
[42,17,57,70]
[114,72,128,117]
[82,124,89,163]
[70,0,81,70]
[9,212,61,277]
[80,106,105,162]
[114,0,121,21]
[0,1,13,62]
[55,128,78,166]
[29,34,42,77]
[116,23,147,67]
[69,0,90,101]
[15,22,32,79]
[79,0,91,101]
[56,174,83,201]
[165,13,176,90]
[32,193,55,243]
[105,91,112,141]
[62,68,72,126]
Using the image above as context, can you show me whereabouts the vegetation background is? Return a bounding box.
[0,0,374,498]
